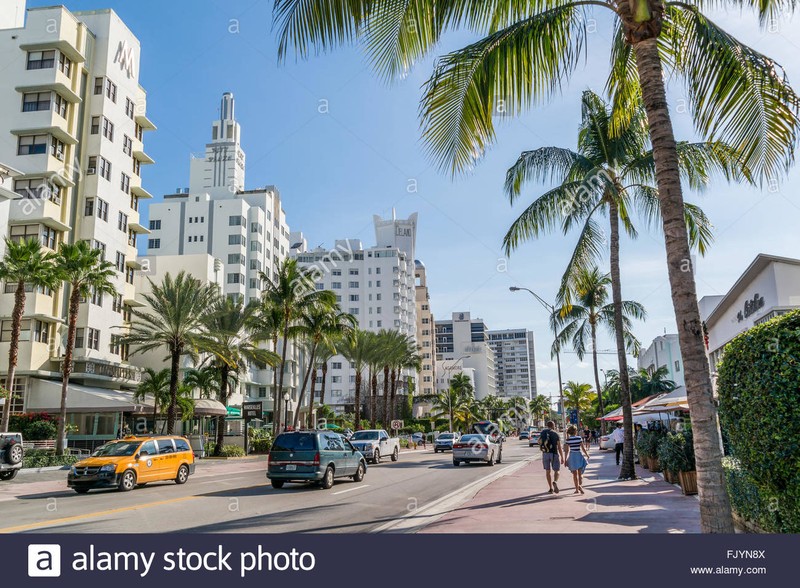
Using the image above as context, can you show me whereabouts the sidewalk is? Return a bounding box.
[421,445,700,534]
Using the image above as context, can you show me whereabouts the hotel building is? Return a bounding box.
[415,260,436,397]
[435,312,496,399]
[487,329,537,400]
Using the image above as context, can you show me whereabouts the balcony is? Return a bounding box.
[131,185,153,199]
[15,83,81,104]
[11,120,78,148]
[133,149,155,165]
[135,113,157,131]
[18,64,74,98]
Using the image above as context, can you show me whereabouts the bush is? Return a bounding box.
[657,431,696,473]
[247,428,273,453]
[9,413,60,440]
[23,450,79,469]
[204,442,244,457]
[717,310,800,533]
[636,429,665,460]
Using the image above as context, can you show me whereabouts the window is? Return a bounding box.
[227,273,243,284]
[17,134,48,155]
[131,195,139,212]
[112,294,124,313]
[250,241,260,252]
[41,226,58,250]
[87,328,100,351]
[349,281,359,288]
[675,360,681,372]
[376,307,382,313]
[57,51,72,76]
[375,267,381,274]
[115,251,126,272]
[87,156,97,175]
[376,293,382,301]
[251,222,263,234]
[91,240,106,258]
[104,78,117,102]
[102,117,114,141]
[125,98,135,119]
[148,238,160,249]
[14,179,58,204]
[125,267,135,285]
[331,282,341,289]
[228,235,244,245]
[94,77,103,95]
[9,224,38,244]
[376,320,382,327]
[249,259,262,271]
[350,308,359,315]
[376,280,381,287]
[249,278,258,289]
[96,198,109,221]
[133,158,141,177]
[149,219,161,230]
[135,123,143,141]
[228,253,244,265]
[27,50,55,69]
[90,116,100,134]
[22,92,51,112]
[89,287,103,307]
[99,156,111,181]
[331,376,342,383]
[120,173,130,195]
[332,270,341,276]
[32,320,50,344]
[258,387,267,399]
[50,137,65,160]
[332,362,342,369]
[123,135,133,156]
[228,215,246,226]
[349,269,359,275]
[349,294,359,302]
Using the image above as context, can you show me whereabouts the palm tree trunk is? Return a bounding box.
[590,323,605,434]
[370,367,378,429]
[214,364,230,456]
[166,342,181,435]
[354,371,362,430]
[320,361,328,406]
[382,365,390,429]
[1,282,26,432]
[56,289,80,455]
[271,334,279,434]
[294,343,316,429]
[307,366,317,429]
[634,35,734,533]
[389,368,398,421]
[609,199,637,479]
[275,321,290,434]
[152,397,158,433]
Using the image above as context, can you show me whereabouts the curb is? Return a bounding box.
[19,465,71,474]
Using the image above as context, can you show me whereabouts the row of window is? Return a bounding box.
[22,91,68,118]
[13,178,63,205]
[84,198,130,233]
[27,50,71,76]
[17,134,65,160]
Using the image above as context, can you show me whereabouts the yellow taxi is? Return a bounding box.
[67,435,195,494]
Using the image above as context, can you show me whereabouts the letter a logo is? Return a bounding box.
[28,544,61,577]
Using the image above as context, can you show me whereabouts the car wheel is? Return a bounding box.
[73,487,90,494]
[352,462,365,482]
[434,448,438,453]
[453,459,460,467]
[320,466,335,490]
[0,470,19,481]
[271,479,285,489]
[175,464,190,485]
[6,442,23,465]
[391,447,399,462]
[373,449,380,464]
[118,469,136,492]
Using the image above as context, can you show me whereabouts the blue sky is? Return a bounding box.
[30,1,800,401]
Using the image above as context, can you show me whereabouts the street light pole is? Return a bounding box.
[510,286,566,431]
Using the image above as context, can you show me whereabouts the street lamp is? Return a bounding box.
[509,286,566,431]
[283,392,291,431]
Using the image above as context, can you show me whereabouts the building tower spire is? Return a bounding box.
[189,92,246,195]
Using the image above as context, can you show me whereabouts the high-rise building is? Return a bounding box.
[0,5,155,431]
[487,329,537,400]
[295,212,418,413]
[414,260,435,396]
[435,312,496,399]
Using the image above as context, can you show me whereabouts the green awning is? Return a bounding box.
[226,406,242,418]
[323,423,341,430]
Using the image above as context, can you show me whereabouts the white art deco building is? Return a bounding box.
[487,329,537,399]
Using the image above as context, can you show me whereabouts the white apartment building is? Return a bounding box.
[637,333,686,388]
[295,212,418,413]
[435,312,496,400]
[415,260,436,396]
[0,4,154,445]
[487,329,537,400]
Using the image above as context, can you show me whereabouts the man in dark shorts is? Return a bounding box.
[539,420,565,494]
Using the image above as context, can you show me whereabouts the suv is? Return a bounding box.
[434,432,459,453]
[68,435,195,494]
[267,430,368,490]
[0,433,24,481]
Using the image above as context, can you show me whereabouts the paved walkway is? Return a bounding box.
[421,444,700,534]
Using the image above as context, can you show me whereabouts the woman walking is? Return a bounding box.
[564,425,591,494]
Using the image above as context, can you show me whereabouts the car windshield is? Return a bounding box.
[438,434,455,440]
[272,433,318,452]
[472,421,497,435]
[351,431,379,441]
[459,434,486,443]
[91,441,140,457]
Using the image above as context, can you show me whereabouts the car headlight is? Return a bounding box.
[99,464,116,473]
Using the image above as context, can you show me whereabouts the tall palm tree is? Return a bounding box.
[261,259,330,434]
[529,395,551,427]
[121,271,219,434]
[390,335,422,421]
[201,297,279,455]
[252,300,282,424]
[503,90,743,479]
[631,365,677,401]
[0,239,58,432]
[554,266,644,437]
[272,0,800,534]
[377,329,406,429]
[183,365,221,400]
[363,331,385,429]
[133,367,171,432]
[339,329,372,430]
[53,241,117,454]
[562,381,595,429]
[430,387,469,433]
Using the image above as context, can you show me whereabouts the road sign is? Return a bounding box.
[390,420,403,430]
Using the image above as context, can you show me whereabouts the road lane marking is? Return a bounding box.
[332,485,370,495]
[0,495,198,534]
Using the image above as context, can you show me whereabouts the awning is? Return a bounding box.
[226,406,242,418]
[26,379,153,413]
[194,399,227,416]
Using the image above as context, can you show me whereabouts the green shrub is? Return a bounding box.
[717,310,800,533]
[249,438,272,453]
[636,429,665,460]
[220,444,245,457]
[657,431,696,473]
[9,413,60,440]
[23,450,79,469]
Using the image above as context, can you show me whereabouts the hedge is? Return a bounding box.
[23,450,79,469]
[717,309,800,533]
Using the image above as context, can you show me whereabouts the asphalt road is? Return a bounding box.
[0,440,537,533]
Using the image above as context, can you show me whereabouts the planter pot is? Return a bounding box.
[640,456,650,470]
[649,456,662,472]
[678,470,698,495]
[664,470,677,484]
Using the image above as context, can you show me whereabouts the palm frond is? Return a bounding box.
[504,146,591,201]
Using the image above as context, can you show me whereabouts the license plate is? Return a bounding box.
[285,464,296,471]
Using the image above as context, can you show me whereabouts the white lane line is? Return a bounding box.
[332,485,370,495]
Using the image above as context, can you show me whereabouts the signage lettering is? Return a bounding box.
[114,40,136,78]
[737,293,765,322]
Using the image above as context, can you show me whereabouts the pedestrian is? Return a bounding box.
[591,429,598,445]
[611,422,625,466]
[564,425,590,494]
[538,420,564,494]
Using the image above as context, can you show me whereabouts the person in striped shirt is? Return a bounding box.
[564,425,591,494]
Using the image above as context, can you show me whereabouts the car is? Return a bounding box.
[519,430,530,440]
[266,430,368,490]
[0,432,24,481]
[452,433,502,466]
[68,435,195,494]
[411,432,424,444]
[599,432,616,450]
[433,432,459,453]
[528,427,543,447]
[349,429,400,464]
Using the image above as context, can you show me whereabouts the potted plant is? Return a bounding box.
[635,432,651,469]
[673,430,698,495]
[657,432,685,485]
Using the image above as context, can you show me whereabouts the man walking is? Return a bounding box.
[539,420,565,494]
[612,422,625,466]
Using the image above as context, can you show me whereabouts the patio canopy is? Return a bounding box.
[634,387,689,414]
[26,379,153,413]
[193,398,227,416]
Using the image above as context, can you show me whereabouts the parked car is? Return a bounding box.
[349,429,400,464]
[528,427,543,447]
[0,433,24,481]
[452,433,502,466]
[266,430,367,490]
[599,432,616,450]
[519,430,530,440]
[411,432,424,444]
[433,432,459,453]
[68,435,195,494]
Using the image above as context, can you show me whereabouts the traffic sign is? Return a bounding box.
[390,420,403,430]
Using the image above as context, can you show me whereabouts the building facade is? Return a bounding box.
[0,4,155,442]
[487,329,537,399]
[435,312,496,400]
[415,260,436,397]
[637,333,685,388]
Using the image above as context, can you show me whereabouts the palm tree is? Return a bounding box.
[554,266,644,438]
[0,239,58,432]
[314,338,338,419]
[631,366,677,401]
[377,329,406,429]
[53,241,117,454]
[183,365,220,400]
[272,0,800,534]
[503,90,746,480]
[562,381,595,429]
[261,259,330,434]
[529,395,551,427]
[390,335,422,421]
[339,329,372,430]
[201,297,279,455]
[133,367,171,432]
[253,299,282,422]
[121,271,219,434]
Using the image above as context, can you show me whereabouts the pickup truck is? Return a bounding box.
[349,429,400,464]
[0,432,24,481]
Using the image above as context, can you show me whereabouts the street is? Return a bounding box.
[0,441,535,534]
